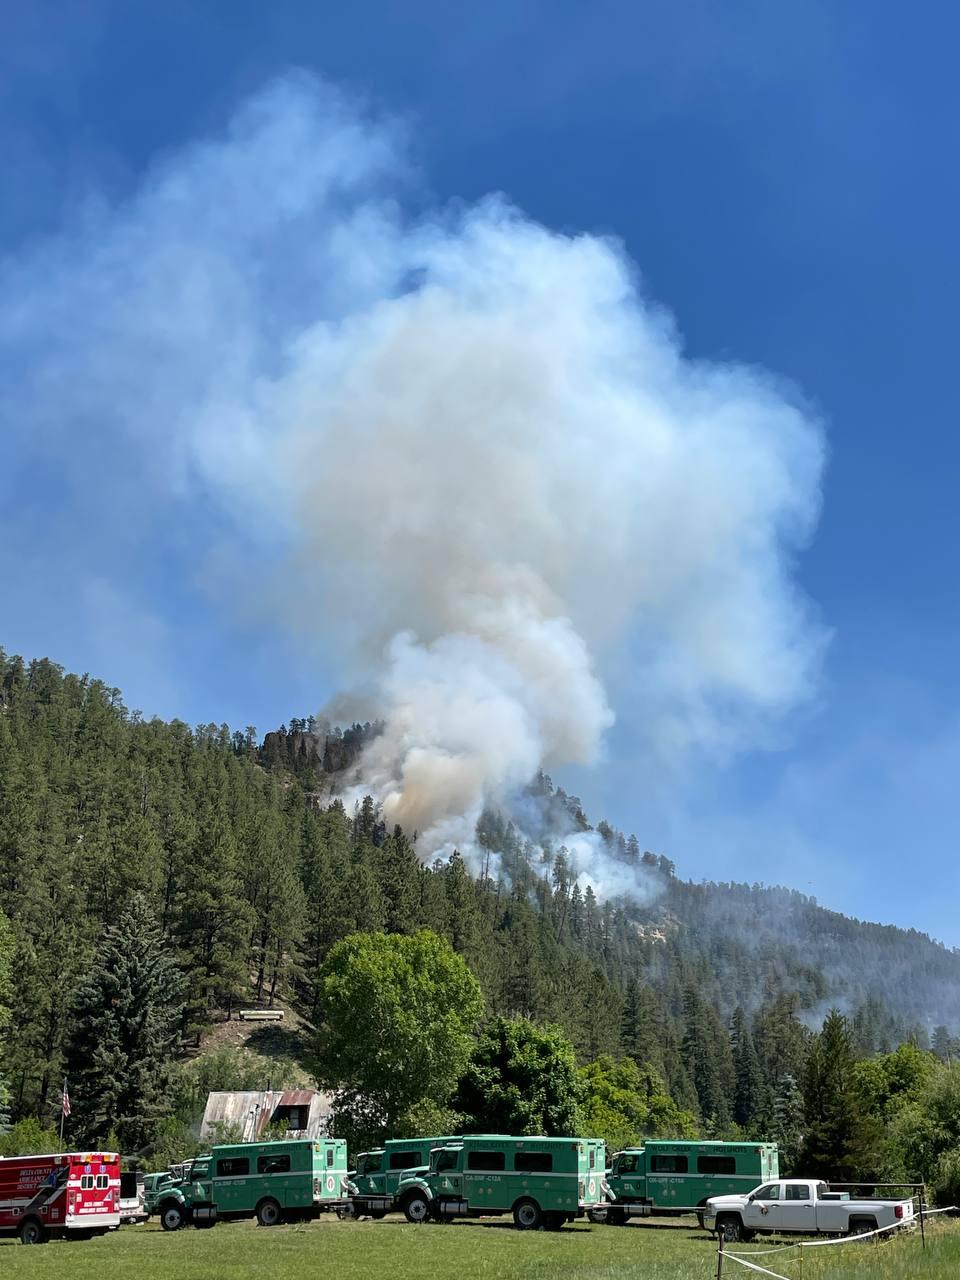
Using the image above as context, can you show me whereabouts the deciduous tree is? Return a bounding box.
[456,1016,585,1136]
[313,929,483,1145]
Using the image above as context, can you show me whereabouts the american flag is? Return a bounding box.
[61,1085,71,1119]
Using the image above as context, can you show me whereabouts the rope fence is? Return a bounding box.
[714,1205,957,1279]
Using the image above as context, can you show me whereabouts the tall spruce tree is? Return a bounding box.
[0,908,12,1132]
[62,895,184,1151]
[771,1072,805,1173]
[681,986,735,1128]
[800,1009,880,1180]
[731,1006,768,1129]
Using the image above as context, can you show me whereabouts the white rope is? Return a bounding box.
[796,1204,956,1249]
[725,1243,800,1256]
[717,1204,957,1277]
[721,1253,792,1280]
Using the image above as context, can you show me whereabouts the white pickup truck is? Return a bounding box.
[703,1178,915,1242]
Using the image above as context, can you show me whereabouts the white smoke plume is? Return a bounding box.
[0,73,827,871]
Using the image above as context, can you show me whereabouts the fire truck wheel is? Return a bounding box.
[369,1210,387,1220]
[256,1198,283,1227]
[160,1202,185,1231]
[513,1198,543,1231]
[402,1192,431,1224]
[336,1203,356,1220]
[19,1218,47,1245]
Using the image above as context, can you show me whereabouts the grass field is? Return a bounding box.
[0,1214,957,1280]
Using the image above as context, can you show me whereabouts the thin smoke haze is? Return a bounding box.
[0,74,827,877]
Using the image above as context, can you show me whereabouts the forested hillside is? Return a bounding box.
[3,649,960,1191]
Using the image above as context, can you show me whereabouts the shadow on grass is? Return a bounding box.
[245,1023,312,1061]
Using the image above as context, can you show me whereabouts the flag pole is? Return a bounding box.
[59,1078,67,1146]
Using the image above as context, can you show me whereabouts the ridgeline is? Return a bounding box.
[1,648,958,1142]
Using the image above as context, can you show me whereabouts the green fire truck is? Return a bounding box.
[589,1141,780,1226]
[154,1137,348,1230]
[345,1136,459,1217]
[395,1135,606,1230]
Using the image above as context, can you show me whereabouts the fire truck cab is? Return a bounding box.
[0,1151,121,1244]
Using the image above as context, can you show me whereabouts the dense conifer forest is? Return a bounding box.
[3,648,960,1199]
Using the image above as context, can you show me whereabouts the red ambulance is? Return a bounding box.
[0,1151,121,1243]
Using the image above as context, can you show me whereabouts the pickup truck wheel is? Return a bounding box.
[717,1215,743,1243]
[18,1218,47,1245]
[160,1202,185,1232]
[848,1218,877,1237]
[256,1198,282,1227]
[402,1192,431,1224]
[513,1198,543,1230]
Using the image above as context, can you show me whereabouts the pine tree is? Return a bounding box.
[681,986,734,1128]
[731,1006,768,1129]
[62,895,185,1151]
[0,908,11,1133]
[932,1025,954,1063]
[378,827,422,935]
[173,796,251,1030]
[771,1072,805,1173]
[800,1009,881,1180]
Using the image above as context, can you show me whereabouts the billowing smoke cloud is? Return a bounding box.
[0,73,826,871]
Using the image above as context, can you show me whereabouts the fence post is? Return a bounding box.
[919,1183,926,1250]
[716,1232,724,1280]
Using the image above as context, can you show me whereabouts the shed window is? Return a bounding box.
[258,1154,291,1175]
[515,1152,553,1173]
[697,1157,736,1175]
[651,1155,688,1173]
[271,1104,308,1131]
[217,1158,250,1178]
[467,1150,505,1171]
[389,1150,422,1171]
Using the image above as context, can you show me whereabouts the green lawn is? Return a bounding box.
[0,1215,957,1280]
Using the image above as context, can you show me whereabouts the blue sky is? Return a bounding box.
[2,2,958,942]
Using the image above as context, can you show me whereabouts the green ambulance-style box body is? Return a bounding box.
[155,1138,348,1230]
[395,1135,607,1230]
[347,1137,459,1216]
[595,1141,780,1224]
